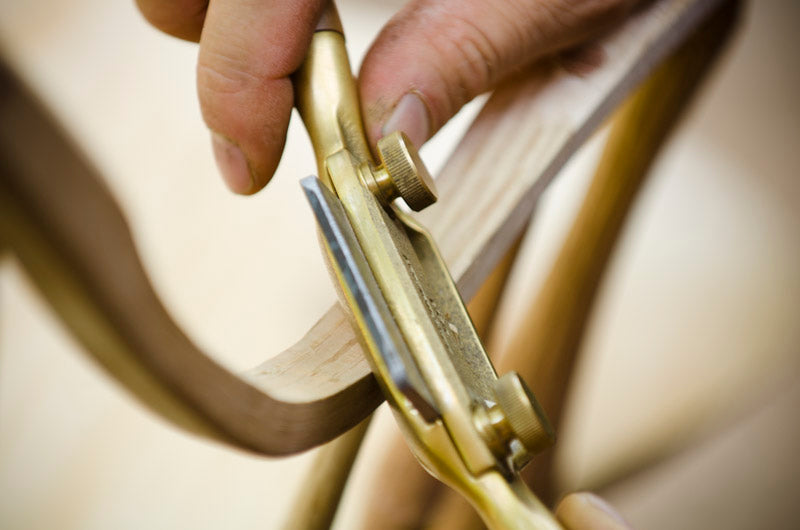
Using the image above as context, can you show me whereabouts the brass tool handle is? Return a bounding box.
[295,2,438,211]
[294,2,373,182]
[295,4,561,529]
[469,475,562,530]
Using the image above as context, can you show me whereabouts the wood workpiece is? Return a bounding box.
[0,0,726,457]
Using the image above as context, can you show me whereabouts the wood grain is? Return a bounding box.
[0,0,722,456]
[0,68,383,455]
[359,2,738,527]
[513,0,740,502]
[424,3,741,528]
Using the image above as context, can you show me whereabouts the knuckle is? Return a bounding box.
[453,13,503,88]
[422,11,501,115]
[195,49,266,132]
[197,48,262,102]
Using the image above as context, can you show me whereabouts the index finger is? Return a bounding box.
[197,0,326,194]
[136,0,207,42]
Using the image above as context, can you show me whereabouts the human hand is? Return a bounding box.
[136,0,638,194]
[557,492,633,529]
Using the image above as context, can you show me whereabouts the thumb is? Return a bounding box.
[358,0,637,148]
[556,492,633,529]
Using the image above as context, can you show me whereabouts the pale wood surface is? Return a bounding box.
[603,377,800,530]
[2,0,723,457]
[516,0,739,499]
[378,6,740,526]
[424,6,741,528]
[343,2,800,527]
[281,418,371,530]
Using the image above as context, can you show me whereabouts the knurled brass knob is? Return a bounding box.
[494,372,555,457]
[376,131,438,211]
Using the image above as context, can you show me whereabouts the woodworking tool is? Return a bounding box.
[296,3,561,528]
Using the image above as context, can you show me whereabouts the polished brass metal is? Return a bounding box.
[362,131,438,211]
[498,374,554,457]
[295,3,560,528]
[294,5,371,184]
[491,373,555,469]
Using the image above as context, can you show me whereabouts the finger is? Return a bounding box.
[358,0,638,148]
[556,492,633,530]
[135,0,208,42]
[198,0,324,194]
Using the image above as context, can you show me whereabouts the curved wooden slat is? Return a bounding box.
[0,72,382,454]
[0,0,720,456]
[420,4,741,527]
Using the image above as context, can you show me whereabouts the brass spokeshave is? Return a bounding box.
[296,3,562,528]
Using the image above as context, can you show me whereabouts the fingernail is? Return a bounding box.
[381,92,430,148]
[211,132,254,194]
[581,493,632,528]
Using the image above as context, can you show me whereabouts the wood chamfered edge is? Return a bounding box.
[0,63,380,456]
[0,0,725,455]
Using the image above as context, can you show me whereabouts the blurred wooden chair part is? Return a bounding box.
[0,0,739,527]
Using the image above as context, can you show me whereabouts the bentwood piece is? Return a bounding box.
[0,0,735,526]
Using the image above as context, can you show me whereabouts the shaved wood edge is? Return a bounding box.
[356,1,740,527]
[0,67,382,455]
[424,3,743,528]
[0,0,723,456]
[519,1,742,503]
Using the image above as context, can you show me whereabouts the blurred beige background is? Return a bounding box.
[0,0,798,528]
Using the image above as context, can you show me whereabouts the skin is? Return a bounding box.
[135,1,638,526]
[136,0,639,194]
